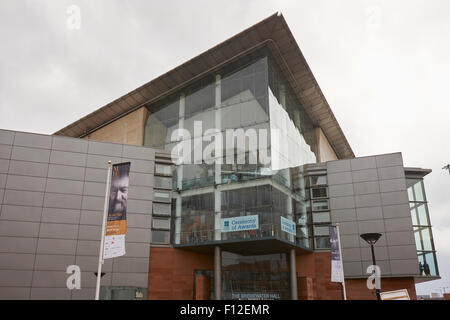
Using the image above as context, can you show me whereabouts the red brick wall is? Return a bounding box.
[195,274,211,300]
[147,247,213,300]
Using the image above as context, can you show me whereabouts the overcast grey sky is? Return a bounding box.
[1,0,449,296]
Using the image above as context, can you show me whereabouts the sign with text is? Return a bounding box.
[280,216,296,236]
[104,162,130,259]
[330,225,343,283]
[221,215,259,233]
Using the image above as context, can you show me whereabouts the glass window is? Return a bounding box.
[312,200,329,211]
[313,226,330,236]
[154,190,171,202]
[154,176,172,189]
[410,202,429,226]
[155,164,172,176]
[152,230,170,243]
[153,203,171,216]
[407,178,426,202]
[152,218,170,230]
[315,236,330,249]
[310,175,327,186]
[312,212,330,223]
[311,187,327,199]
[144,98,179,149]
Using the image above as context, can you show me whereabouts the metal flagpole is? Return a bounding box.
[95,161,112,300]
[335,223,347,300]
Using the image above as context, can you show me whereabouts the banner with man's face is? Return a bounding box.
[103,162,130,259]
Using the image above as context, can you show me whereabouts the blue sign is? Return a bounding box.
[281,216,296,236]
[221,215,259,233]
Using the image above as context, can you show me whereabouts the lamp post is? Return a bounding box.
[360,233,382,300]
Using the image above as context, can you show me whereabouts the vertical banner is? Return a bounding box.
[330,225,343,283]
[103,162,130,259]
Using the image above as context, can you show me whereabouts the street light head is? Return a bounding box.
[360,233,382,245]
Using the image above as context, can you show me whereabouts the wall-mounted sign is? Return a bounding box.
[380,289,410,300]
[221,215,259,233]
[281,216,296,236]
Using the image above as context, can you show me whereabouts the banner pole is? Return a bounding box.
[95,161,112,300]
[335,223,347,300]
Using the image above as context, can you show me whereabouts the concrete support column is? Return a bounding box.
[290,248,298,300]
[214,246,222,300]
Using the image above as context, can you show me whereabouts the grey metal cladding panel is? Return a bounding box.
[76,240,100,256]
[81,196,104,211]
[36,238,77,255]
[83,181,106,197]
[79,210,102,226]
[71,288,95,300]
[0,287,30,300]
[353,181,380,195]
[11,146,50,163]
[360,246,389,261]
[2,204,43,224]
[78,225,101,241]
[126,228,151,243]
[0,236,37,253]
[358,220,385,234]
[44,193,82,210]
[379,178,407,193]
[84,168,108,183]
[0,174,6,188]
[31,271,67,287]
[341,248,361,262]
[111,272,148,288]
[39,223,79,239]
[350,157,376,171]
[46,179,84,195]
[381,191,409,206]
[125,242,150,258]
[75,256,113,272]
[362,260,391,275]
[123,145,155,161]
[388,245,418,260]
[30,288,72,300]
[326,159,351,174]
[338,221,358,235]
[351,168,378,183]
[48,164,85,181]
[50,150,87,167]
[328,184,353,197]
[382,204,410,219]
[14,132,52,149]
[86,154,122,169]
[343,262,363,277]
[330,209,356,223]
[390,259,420,275]
[129,172,154,187]
[112,257,149,273]
[127,199,152,214]
[0,188,3,203]
[122,158,154,174]
[9,160,48,177]
[127,213,152,229]
[81,272,112,288]
[339,234,360,248]
[0,270,33,287]
[385,217,413,232]
[329,196,355,210]
[0,220,40,237]
[3,190,44,207]
[355,206,383,221]
[0,253,35,270]
[0,159,9,173]
[41,207,80,224]
[34,254,76,271]
[375,153,403,168]
[386,231,415,246]
[87,141,123,157]
[354,193,381,208]
[6,175,47,192]
[52,136,88,153]
[327,172,352,186]
[128,186,153,201]
[0,130,15,145]
[377,166,405,180]
[0,145,12,159]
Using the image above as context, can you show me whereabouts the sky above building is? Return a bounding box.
[1,0,449,296]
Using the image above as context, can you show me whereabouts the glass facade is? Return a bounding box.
[407,178,439,277]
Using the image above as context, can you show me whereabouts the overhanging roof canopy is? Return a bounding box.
[55,12,354,159]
